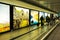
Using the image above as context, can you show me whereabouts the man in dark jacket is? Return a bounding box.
[46,16,50,25]
[40,16,44,26]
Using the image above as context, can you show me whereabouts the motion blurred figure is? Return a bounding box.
[40,16,44,27]
[46,16,50,25]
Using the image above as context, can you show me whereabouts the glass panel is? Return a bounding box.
[39,12,45,23]
[0,4,10,33]
[13,7,29,29]
[48,13,50,17]
[30,10,38,25]
[45,12,48,18]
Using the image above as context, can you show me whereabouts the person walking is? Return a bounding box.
[40,16,44,27]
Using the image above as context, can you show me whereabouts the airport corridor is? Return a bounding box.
[0,0,60,40]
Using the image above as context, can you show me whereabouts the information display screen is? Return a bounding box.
[13,7,29,28]
[30,10,38,25]
[0,4,10,32]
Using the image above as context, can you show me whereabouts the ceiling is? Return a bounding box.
[19,0,60,12]
[33,0,60,12]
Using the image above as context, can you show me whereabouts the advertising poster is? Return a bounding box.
[30,10,38,25]
[39,12,45,18]
[48,13,50,17]
[45,12,48,18]
[39,12,45,23]
[13,7,29,28]
[0,4,10,32]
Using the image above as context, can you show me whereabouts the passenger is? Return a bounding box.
[53,17,55,23]
[40,16,44,28]
[46,16,50,25]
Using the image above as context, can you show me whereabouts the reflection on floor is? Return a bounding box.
[46,23,60,40]
[0,24,52,40]
[0,20,59,40]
